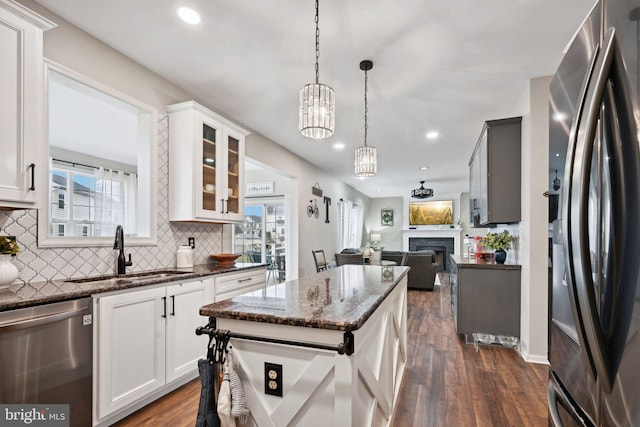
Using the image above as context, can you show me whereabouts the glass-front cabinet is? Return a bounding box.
[167,101,249,223]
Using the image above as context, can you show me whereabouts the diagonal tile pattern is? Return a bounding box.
[0,115,224,286]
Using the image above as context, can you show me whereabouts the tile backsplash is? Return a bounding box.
[0,115,223,285]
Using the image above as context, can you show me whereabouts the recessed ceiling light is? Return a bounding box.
[425,131,439,140]
[178,7,201,25]
[419,166,429,170]
[333,142,345,150]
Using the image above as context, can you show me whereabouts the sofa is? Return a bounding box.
[381,250,438,291]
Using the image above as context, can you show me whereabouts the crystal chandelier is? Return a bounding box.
[354,60,377,177]
[299,0,335,139]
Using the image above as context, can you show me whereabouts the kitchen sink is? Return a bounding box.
[66,270,193,285]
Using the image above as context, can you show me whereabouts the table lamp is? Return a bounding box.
[370,233,381,247]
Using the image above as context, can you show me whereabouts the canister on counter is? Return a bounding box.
[176,245,193,268]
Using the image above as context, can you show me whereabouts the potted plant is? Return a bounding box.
[481,230,514,264]
[0,236,20,288]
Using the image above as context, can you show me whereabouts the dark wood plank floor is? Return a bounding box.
[116,275,549,427]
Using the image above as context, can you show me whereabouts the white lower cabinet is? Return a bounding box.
[95,278,213,424]
[214,268,266,301]
[165,281,210,383]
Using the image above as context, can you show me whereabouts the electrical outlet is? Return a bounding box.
[188,237,195,249]
[264,362,282,397]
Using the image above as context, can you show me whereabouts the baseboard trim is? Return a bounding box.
[521,350,549,365]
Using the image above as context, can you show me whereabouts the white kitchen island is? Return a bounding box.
[199,265,409,427]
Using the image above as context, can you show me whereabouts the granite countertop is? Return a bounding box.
[200,265,410,332]
[0,263,267,312]
[450,255,521,270]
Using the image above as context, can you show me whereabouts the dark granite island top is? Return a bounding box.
[200,265,409,331]
[0,263,267,311]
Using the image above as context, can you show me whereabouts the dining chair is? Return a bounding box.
[247,250,262,263]
[267,254,286,283]
[334,253,365,266]
[312,250,328,272]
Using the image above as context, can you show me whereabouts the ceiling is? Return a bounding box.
[34,0,595,198]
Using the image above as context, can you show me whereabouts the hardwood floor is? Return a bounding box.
[116,276,549,426]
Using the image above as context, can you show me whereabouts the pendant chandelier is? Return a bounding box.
[553,169,561,191]
[299,0,335,140]
[354,60,377,177]
[411,181,433,199]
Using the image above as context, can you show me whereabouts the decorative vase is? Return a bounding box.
[0,254,19,289]
[494,249,507,264]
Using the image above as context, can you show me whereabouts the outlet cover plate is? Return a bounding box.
[264,362,283,397]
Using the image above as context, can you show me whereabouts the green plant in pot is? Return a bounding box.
[481,230,514,264]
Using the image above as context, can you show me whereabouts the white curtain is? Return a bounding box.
[123,172,138,233]
[94,168,123,236]
[339,199,363,250]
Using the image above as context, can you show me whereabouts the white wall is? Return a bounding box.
[365,197,404,250]
[507,76,552,364]
[244,132,370,278]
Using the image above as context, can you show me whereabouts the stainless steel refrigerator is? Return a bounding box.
[548,0,640,425]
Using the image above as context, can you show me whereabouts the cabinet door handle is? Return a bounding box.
[170,295,175,316]
[161,296,167,318]
[220,198,225,213]
[225,199,229,214]
[238,277,253,283]
[28,163,36,191]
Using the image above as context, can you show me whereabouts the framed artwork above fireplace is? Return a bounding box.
[409,200,453,225]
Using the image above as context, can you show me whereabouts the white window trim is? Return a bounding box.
[37,59,158,248]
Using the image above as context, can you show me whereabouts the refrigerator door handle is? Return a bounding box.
[561,30,604,384]
[547,379,565,427]
[567,27,616,393]
[548,377,595,427]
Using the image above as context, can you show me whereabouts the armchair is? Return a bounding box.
[405,251,438,291]
[381,251,407,266]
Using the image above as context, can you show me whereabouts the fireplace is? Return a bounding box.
[409,238,454,272]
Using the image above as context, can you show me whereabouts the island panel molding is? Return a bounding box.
[207,273,408,427]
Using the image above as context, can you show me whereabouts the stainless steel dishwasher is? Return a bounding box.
[0,298,93,427]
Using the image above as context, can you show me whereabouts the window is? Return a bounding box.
[76,224,90,237]
[233,199,287,283]
[39,61,158,247]
[57,189,65,209]
[54,223,66,237]
[49,162,137,238]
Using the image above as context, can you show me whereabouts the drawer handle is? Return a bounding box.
[238,277,253,283]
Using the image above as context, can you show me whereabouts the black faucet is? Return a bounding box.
[113,225,132,274]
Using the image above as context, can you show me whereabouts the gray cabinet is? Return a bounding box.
[469,117,521,226]
[450,257,521,338]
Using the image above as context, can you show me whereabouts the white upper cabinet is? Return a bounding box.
[166,101,249,223]
[0,1,55,208]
